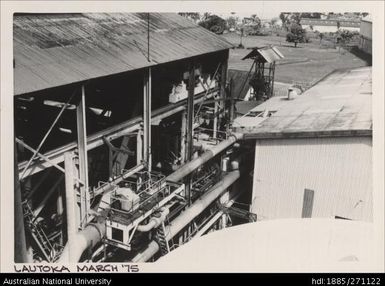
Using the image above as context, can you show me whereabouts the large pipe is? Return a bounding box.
[93,163,144,197]
[58,217,105,263]
[131,170,240,262]
[58,133,242,262]
[166,133,243,182]
[63,152,77,263]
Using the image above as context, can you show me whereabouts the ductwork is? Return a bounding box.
[58,133,243,263]
[131,170,240,262]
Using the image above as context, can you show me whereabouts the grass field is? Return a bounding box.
[223,33,370,85]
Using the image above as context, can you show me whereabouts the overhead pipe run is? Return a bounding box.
[166,132,243,182]
[131,170,240,262]
[57,132,243,262]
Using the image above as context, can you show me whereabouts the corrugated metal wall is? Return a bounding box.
[360,20,372,40]
[251,137,372,221]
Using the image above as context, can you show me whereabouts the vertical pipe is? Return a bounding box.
[180,111,187,164]
[186,62,195,205]
[136,129,143,165]
[57,189,64,246]
[148,68,152,171]
[64,152,78,263]
[229,78,235,123]
[271,62,276,97]
[219,54,228,134]
[147,13,150,62]
[14,140,29,263]
[76,85,89,227]
[186,63,195,161]
[213,102,218,138]
[143,68,152,171]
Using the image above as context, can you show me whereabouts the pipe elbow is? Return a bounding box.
[230,132,243,141]
[136,207,169,232]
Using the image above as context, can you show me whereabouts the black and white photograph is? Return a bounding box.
[1,0,384,275]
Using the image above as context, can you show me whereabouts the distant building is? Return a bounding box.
[359,15,372,55]
[301,18,360,33]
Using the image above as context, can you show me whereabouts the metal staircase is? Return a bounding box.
[23,202,56,262]
[155,222,170,256]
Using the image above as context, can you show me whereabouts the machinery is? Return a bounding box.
[13,13,257,263]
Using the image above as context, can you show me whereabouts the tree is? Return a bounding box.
[289,13,302,24]
[286,23,305,47]
[336,29,355,45]
[251,14,260,22]
[319,32,324,44]
[226,16,238,30]
[311,13,321,19]
[279,12,290,31]
[336,20,341,30]
[270,17,278,27]
[199,14,226,34]
[244,14,262,35]
[178,13,200,23]
[202,12,211,21]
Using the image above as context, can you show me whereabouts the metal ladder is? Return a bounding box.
[155,222,170,256]
[23,202,55,262]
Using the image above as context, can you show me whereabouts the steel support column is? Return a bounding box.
[76,85,89,228]
[14,140,29,263]
[185,62,195,205]
[143,68,152,171]
[220,54,228,133]
[180,110,187,164]
[229,78,235,124]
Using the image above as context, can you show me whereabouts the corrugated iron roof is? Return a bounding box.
[14,13,233,95]
[242,46,284,63]
[237,66,372,138]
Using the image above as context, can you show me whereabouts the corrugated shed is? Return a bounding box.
[14,13,233,95]
[242,46,284,63]
[251,137,373,222]
[240,67,372,138]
